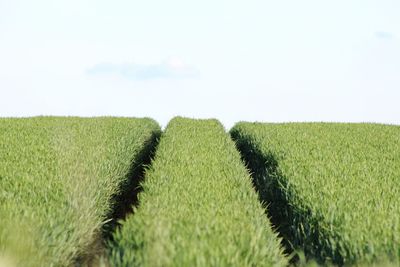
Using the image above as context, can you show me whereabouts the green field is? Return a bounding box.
[108,117,287,267]
[1,117,400,266]
[231,122,400,265]
[0,117,160,266]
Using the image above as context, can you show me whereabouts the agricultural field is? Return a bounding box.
[2,116,400,267]
[230,122,400,266]
[108,117,287,267]
[0,117,161,266]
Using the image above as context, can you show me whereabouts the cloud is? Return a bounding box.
[87,58,200,80]
[375,31,394,40]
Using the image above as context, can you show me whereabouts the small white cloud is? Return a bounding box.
[375,31,394,40]
[86,58,200,81]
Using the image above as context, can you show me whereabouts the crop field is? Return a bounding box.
[108,117,287,267]
[2,116,400,267]
[0,117,161,266]
[230,122,400,265]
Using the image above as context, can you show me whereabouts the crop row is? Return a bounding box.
[108,117,287,267]
[230,122,400,265]
[0,117,161,266]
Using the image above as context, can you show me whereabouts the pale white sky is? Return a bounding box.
[1,0,399,128]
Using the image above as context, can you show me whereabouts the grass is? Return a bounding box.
[108,117,287,267]
[0,117,161,266]
[230,122,400,266]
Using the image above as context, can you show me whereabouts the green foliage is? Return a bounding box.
[109,117,287,267]
[230,122,400,265]
[0,117,160,266]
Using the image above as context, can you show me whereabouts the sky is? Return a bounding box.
[0,0,399,128]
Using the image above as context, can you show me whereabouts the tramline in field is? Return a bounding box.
[108,117,287,267]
